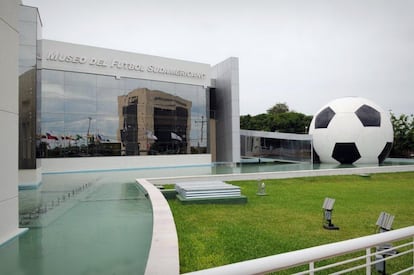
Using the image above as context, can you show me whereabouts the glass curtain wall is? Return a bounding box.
[37,70,208,158]
[19,6,41,169]
[241,135,312,162]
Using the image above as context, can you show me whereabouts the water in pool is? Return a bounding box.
[0,176,152,275]
[0,158,412,274]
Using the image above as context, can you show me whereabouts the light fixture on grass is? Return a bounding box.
[375,212,398,275]
[256,179,267,196]
[322,197,339,230]
[376,211,394,233]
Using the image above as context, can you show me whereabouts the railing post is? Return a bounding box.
[309,261,314,275]
[366,247,371,274]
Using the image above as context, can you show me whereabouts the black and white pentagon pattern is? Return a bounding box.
[312,149,321,163]
[315,107,336,129]
[378,142,393,164]
[355,104,381,127]
[332,143,361,164]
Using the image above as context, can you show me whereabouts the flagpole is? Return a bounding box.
[87,117,92,154]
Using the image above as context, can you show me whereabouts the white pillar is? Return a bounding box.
[0,0,28,246]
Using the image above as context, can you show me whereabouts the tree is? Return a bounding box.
[390,113,414,157]
[267,102,289,114]
[240,103,313,133]
[268,112,312,133]
[240,114,271,131]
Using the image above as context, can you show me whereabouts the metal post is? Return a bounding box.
[87,116,92,154]
[309,261,314,275]
[366,248,371,274]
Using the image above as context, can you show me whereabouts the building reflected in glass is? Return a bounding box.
[38,70,207,158]
[118,88,192,156]
[240,130,313,163]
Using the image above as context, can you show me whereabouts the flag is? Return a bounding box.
[60,136,72,147]
[171,132,182,141]
[97,134,111,142]
[46,132,59,140]
[146,130,158,140]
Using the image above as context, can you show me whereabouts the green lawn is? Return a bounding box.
[167,172,414,273]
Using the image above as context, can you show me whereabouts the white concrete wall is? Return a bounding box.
[40,154,212,174]
[137,179,179,275]
[40,40,211,87]
[18,167,42,188]
[0,0,27,246]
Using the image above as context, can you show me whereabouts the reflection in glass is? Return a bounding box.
[19,21,37,46]
[42,70,64,84]
[19,45,36,67]
[64,85,97,114]
[241,135,312,163]
[118,88,192,156]
[97,88,122,115]
[65,72,96,88]
[20,5,38,23]
[38,70,208,158]
[97,75,121,89]
[19,5,42,168]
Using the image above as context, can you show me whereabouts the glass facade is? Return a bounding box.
[241,134,312,162]
[19,6,41,168]
[37,70,209,158]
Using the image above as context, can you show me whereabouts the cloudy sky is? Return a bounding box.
[23,0,414,116]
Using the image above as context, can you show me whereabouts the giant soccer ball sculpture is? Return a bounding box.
[309,97,393,164]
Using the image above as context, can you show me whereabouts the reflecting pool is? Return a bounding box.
[0,178,152,275]
[0,158,412,274]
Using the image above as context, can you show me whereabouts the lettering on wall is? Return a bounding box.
[46,52,206,79]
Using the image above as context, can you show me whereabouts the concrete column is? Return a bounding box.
[0,0,28,246]
[211,57,241,163]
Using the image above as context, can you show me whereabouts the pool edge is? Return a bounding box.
[0,228,28,248]
[137,178,180,275]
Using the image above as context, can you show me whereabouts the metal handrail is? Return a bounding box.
[184,226,414,275]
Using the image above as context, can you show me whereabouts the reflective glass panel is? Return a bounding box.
[96,88,122,115]
[65,72,96,89]
[38,70,208,158]
[20,6,37,22]
[64,85,97,114]
[42,70,64,84]
[97,75,121,89]
[19,45,36,67]
[19,21,37,46]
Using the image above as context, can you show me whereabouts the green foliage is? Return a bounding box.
[169,172,414,273]
[267,102,290,114]
[241,103,312,133]
[390,113,414,157]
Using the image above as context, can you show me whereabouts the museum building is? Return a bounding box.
[17,5,241,185]
[1,1,312,245]
[1,0,241,248]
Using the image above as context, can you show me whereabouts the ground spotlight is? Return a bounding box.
[322,197,339,230]
[256,179,267,196]
[376,211,394,233]
[375,212,397,275]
